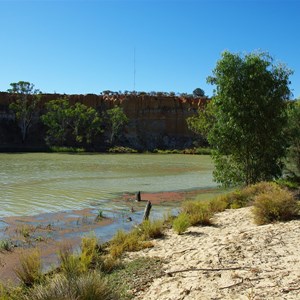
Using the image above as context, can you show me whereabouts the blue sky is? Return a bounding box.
[0,0,299,98]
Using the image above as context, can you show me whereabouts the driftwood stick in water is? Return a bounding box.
[143,201,152,221]
[136,191,141,202]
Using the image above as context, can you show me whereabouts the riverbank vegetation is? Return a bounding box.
[187,51,298,187]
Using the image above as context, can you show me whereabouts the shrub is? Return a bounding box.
[15,249,42,286]
[173,213,191,234]
[0,240,13,252]
[253,188,299,225]
[223,182,280,209]
[208,196,229,213]
[138,219,164,239]
[23,272,118,300]
[182,200,213,226]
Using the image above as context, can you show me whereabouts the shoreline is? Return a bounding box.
[0,187,219,285]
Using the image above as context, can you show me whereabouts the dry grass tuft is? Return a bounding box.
[15,249,42,287]
[253,188,299,225]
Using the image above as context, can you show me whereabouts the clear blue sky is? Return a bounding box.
[0,0,299,98]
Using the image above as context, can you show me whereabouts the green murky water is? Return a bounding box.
[0,153,215,218]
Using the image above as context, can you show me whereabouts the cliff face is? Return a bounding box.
[0,92,206,150]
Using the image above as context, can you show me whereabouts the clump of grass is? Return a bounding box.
[0,239,13,252]
[58,243,81,279]
[181,200,213,226]
[15,249,42,287]
[109,229,153,259]
[0,283,23,300]
[95,209,104,221]
[138,219,164,239]
[172,213,191,234]
[79,236,99,272]
[23,272,118,300]
[58,236,100,279]
[16,225,35,239]
[253,188,299,225]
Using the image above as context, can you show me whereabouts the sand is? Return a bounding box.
[131,207,300,300]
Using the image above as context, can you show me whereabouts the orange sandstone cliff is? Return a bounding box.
[0,92,206,150]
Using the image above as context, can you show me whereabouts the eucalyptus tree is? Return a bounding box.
[195,51,293,186]
[286,100,300,175]
[8,81,41,142]
[106,106,128,144]
[41,98,102,147]
[41,98,71,146]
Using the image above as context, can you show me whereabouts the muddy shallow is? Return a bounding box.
[0,188,221,284]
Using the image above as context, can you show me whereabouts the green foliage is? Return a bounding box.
[275,178,299,189]
[49,146,85,153]
[0,283,23,300]
[186,100,216,139]
[58,243,82,279]
[105,106,128,144]
[41,98,72,146]
[172,213,191,234]
[15,249,42,287]
[95,209,104,221]
[253,188,299,225]
[205,51,292,186]
[0,239,13,251]
[108,146,138,153]
[193,88,205,97]
[286,100,300,175]
[8,81,41,142]
[58,237,100,279]
[41,98,103,147]
[69,102,102,145]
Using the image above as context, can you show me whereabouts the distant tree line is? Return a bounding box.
[100,89,207,98]
[6,81,128,149]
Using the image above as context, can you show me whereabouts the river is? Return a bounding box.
[0,153,215,218]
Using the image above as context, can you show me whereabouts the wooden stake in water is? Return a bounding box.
[143,201,152,221]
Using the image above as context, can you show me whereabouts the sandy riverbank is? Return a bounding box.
[130,207,300,300]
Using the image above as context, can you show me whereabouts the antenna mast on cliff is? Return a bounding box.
[133,47,136,91]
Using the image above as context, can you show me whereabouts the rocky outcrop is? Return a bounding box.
[0,92,207,150]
